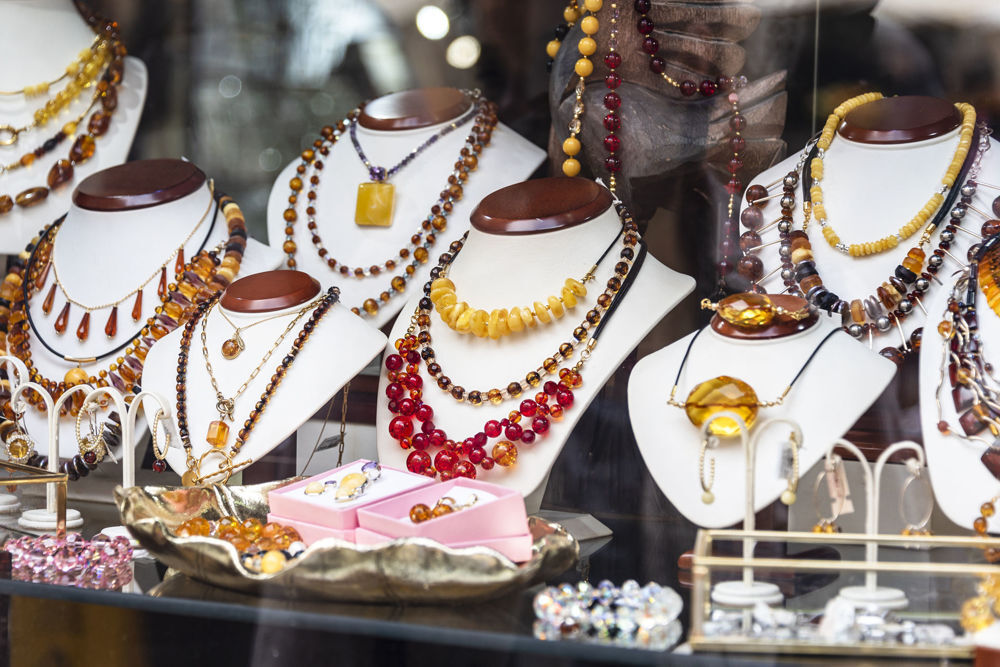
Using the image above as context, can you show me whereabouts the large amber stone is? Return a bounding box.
[683,375,759,436]
[15,187,48,208]
[69,135,96,164]
[716,293,775,329]
[354,182,395,227]
[46,159,74,189]
[206,420,230,448]
[335,472,368,500]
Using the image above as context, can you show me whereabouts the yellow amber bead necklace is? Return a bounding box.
[556,0,602,178]
[809,93,977,257]
[666,326,839,436]
[429,226,624,339]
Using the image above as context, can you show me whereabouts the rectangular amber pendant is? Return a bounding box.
[206,420,230,449]
[355,182,395,227]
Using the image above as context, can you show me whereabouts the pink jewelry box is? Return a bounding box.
[265,459,435,531]
[355,478,531,561]
[353,527,533,563]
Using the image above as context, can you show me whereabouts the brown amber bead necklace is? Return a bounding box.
[42,181,217,343]
[0,3,127,217]
[280,93,498,318]
[0,194,248,410]
[174,287,339,486]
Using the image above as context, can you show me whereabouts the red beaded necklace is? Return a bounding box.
[384,204,646,480]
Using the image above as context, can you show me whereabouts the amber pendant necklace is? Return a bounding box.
[199,297,319,449]
[666,324,840,436]
[43,181,216,341]
[215,305,314,360]
[348,94,479,227]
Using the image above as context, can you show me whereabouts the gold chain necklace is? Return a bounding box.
[199,298,319,445]
[43,181,216,341]
[216,305,313,360]
[809,92,976,257]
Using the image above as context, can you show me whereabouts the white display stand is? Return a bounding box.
[265,102,546,329]
[23,176,282,459]
[0,0,148,253]
[918,148,1000,529]
[376,199,696,500]
[747,122,1000,350]
[830,439,926,610]
[629,318,895,527]
[708,414,794,607]
[142,292,388,481]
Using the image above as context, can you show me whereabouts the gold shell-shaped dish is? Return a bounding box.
[115,479,579,604]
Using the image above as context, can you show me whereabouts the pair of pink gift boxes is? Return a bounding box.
[266,459,533,562]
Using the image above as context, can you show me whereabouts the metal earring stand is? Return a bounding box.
[706,412,803,607]
[835,440,926,610]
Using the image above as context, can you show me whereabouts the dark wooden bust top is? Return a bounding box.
[710,294,818,340]
[470,177,614,235]
[73,159,206,211]
[220,271,321,314]
[838,96,962,144]
[357,87,471,131]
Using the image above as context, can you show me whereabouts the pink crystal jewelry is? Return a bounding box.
[4,532,133,589]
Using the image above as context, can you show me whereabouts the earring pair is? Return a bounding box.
[409,494,479,523]
[698,432,799,506]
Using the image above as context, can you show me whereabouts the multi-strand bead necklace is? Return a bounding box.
[281,92,498,318]
[0,2,126,217]
[385,203,645,480]
[737,94,984,361]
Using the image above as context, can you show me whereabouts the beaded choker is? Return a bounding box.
[175,288,339,486]
[666,326,841,436]
[385,202,645,480]
[281,91,498,319]
[0,2,127,217]
[0,194,247,410]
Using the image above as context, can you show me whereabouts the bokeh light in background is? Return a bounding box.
[415,5,449,40]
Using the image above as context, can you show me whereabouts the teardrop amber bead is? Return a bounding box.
[42,283,57,314]
[131,290,142,322]
[174,249,184,275]
[105,306,118,337]
[35,260,51,290]
[157,268,167,298]
[76,312,90,341]
[54,302,71,334]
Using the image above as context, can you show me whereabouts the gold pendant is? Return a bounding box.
[221,332,245,360]
[355,182,395,227]
[181,468,199,487]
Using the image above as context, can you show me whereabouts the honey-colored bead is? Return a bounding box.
[563,5,580,22]
[206,420,230,448]
[431,277,455,292]
[507,306,525,332]
[260,550,287,574]
[574,57,593,77]
[487,309,508,339]
[577,37,596,57]
[488,389,503,405]
[410,503,432,523]
[562,136,581,156]
[520,307,536,328]
[470,309,489,337]
[362,299,379,316]
[579,16,599,35]
[850,299,865,324]
[565,278,587,297]
[547,295,564,318]
[584,0,603,11]
[241,518,264,541]
[984,503,996,518]
[546,39,561,59]
[455,308,475,333]
[534,301,551,324]
[562,158,581,177]
[492,440,518,467]
[448,302,469,326]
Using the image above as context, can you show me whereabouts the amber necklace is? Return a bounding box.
[0,194,248,409]
[281,92,498,318]
[666,326,840,436]
[0,3,126,217]
[349,98,480,227]
[199,296,320,436]
[42,181,216,342]
[808,94,976,257]
[175,288,339,486]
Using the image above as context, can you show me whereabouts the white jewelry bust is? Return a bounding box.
[0,0,147,253]
[376,177,695,501]
[141,271,387,484]
[19,159,282,459]
[266,87,546,329]
[629,306,895,528]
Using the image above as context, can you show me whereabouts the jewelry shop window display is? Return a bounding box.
[377,177,695,506]
[141,270,387,485]
[0,159,282,464]
[628,291,895,528]
[266,87,547,329]
[0,0,148,254]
